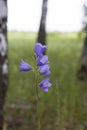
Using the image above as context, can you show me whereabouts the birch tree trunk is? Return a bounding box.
[37,0,48,45]
[0,0,8,129]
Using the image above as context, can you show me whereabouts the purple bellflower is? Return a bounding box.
[20,43,51,92]
[20,43,52,130]
[34,43,51,76]
[20,60,31,72]
[38,64,51,75]
[39,78,52,92]
[37,55,49,66]
[35,43,47,57]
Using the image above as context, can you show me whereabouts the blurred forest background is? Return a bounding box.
[0,0,87,130]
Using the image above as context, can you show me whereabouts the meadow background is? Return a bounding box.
[4,31,87,130]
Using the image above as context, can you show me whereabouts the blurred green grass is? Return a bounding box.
[5,31,87,130]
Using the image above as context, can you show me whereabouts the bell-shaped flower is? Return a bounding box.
[37,55,49,66]
[39,78,52,92]
[35,43,47,57]
[20,60,31,72]
[38,64,51,75]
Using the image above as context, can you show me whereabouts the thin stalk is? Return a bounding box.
[55,80,61,130]
[35,66,41,130]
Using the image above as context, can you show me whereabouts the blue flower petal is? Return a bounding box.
[38,64,51,75]
[37,55,48,66]
[42,87,48,92]
[35,43,47,57]
[35,43,43,56]
[42,45,47,53]
[39,78,52,92]
[20,60,31,72]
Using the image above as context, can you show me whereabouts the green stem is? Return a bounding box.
[35,67,41,130]
[55,80,61,129]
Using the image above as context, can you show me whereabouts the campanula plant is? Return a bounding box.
[20,43,52,130]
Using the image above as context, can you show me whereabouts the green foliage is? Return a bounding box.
[5,31,87,130]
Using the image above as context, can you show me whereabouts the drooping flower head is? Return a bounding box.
[39,78,52,92]
[37,55,49,66]
[38,64,51,75]
[20,60,31,72]
[35,43,47,57]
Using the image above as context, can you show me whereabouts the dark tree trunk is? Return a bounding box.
[0,0,8,129]
[37,0,48,45]
[78,35,87,80]
[78,1,87,80]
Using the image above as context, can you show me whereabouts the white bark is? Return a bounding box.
[0,0,8,129]
[0,0,7,18]
[2,59,8,74]
[0,33,7,56]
